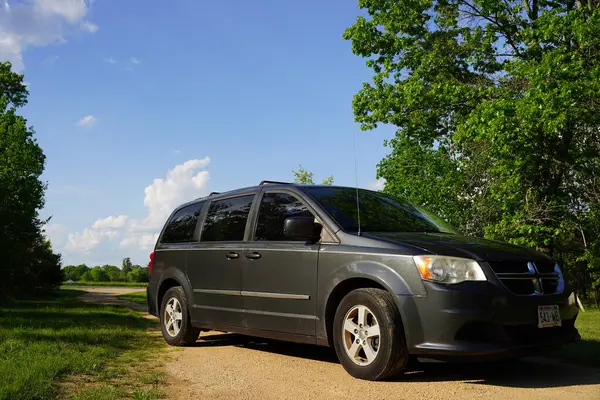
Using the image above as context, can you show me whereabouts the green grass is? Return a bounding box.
[118,292,148,306]
[62,281,148,288]
[0,289,165,400]
[552,308,600,368]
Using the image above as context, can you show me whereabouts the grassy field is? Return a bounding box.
[0,289,166,400]
[552,308,600,368]
[118,291,148,306]
[62,281,148,288]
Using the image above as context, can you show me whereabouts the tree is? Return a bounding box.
[22,239,63,292]
[344,1,600,298]
[122,257,133,272]
[90,266,110,282]
[127,266,149,283]
[292,165,334,185]
[0,61,61,297]
[102,264,121,282]
[81,271,93,282]
[62,265,78,281]
[75,264,90,280]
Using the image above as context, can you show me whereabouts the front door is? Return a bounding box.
[187,193,256,328]
[242,191,319,337]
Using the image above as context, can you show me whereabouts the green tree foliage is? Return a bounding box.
[81,271,93,282]
[62,261,149,283]
[122,257,133,272]
[344,0,600,301]
[102,264,121,281]
[127,266,150,283]
[0,61,62,297]
[90,267,110,282]
[63,264,90,281]
[292,165,334,185]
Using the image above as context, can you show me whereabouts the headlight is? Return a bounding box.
[413,255,487,284]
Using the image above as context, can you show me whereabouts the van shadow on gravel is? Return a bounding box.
[196,332,600,389]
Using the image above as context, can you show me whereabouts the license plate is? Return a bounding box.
[537,305,561,328]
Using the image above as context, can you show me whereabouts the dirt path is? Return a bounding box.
[78,287,600,400]
[77,286,148,312]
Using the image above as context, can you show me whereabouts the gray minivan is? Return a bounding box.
[146,181,580,380]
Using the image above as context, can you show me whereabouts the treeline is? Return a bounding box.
[0,62,63,299]
[63,258,149,283]
[344,1,600,305]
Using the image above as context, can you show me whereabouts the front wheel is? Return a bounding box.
[332,288,409,380]
[160,286,200,346]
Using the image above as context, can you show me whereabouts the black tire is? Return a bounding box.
[160,286,200,346]
[332,288,409,380]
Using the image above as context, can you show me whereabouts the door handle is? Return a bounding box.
[245,252,261,260]
[225,252,239,260]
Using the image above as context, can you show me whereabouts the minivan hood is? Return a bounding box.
[362,232,552,262]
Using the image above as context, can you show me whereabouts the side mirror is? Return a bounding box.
[283,216,322,242]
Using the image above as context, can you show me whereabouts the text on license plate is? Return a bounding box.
[537,305,561,328]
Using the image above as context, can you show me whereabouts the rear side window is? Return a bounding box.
[161,202,204,243]
[201,195,255,242]
[254,192,314,241]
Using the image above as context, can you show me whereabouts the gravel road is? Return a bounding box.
[78,287,600,400]
[76,286,147,312]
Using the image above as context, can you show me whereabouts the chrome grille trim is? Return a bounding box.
[490,261,564,296]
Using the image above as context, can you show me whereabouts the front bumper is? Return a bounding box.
[399,280,580,359]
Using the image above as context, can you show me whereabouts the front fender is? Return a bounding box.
[316,254,426,342]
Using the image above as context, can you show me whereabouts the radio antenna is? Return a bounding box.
[352,132,362,236]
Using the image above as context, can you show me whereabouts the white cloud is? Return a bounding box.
[104,57,116,64]
[77,115,96,127]
[93,215,128,229]
[120,233,159,251]
[131,157,210,232]
[62,158,212,262]
[0,0,97,72]
[367,178,386,191]
[66,228,105,253]
[43,223,68,247]
[104,230,119,240]
[130,57,140,64]
[38,0,88,23]
[80,20,97,33]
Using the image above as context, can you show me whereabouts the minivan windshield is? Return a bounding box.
[302,186,458,234]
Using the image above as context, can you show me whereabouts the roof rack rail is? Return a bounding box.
[259,180,291,186]
[208,191,220,196]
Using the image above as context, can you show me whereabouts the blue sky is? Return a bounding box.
[2,0,394,267]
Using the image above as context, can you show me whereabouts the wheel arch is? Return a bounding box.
[156,268,194,313]
[323,277,388,347]
[319,260,419,348]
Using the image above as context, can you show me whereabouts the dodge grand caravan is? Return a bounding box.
[146,181,580,380]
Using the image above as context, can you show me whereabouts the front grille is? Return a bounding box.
[534,261,555,273]
[501,279,536,295]
[541,278,559,294]
[488,260,563,296]
[488,261,530,274]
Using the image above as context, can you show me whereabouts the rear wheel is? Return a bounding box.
[332,288,409,380]
[160,286,200,346]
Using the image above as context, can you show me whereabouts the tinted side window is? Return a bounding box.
[161,202,204,243]
[201,195,255,242]
[255,193,314,241]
